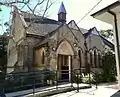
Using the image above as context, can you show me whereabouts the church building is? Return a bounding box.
[7,2,113,80]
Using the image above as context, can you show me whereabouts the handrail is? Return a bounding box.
[90,71,98,89]
[0,69,92,95]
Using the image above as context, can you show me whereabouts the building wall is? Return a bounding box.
[7,7,27,73]
[23,36,42,71]
[86,34,104,72]
[7,39,17,73]
[12,7,27,43]
[8,8,105,73]
[86,34,104,51]
[47,24,85,70]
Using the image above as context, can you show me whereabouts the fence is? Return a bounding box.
[0,68,96,96]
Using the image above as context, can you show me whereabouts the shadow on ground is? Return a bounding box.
[111,90,120,97]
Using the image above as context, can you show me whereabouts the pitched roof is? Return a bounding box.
[21,11,61,36]
[100,35,114,51]
[24,17,60,25]
[84,27,114,50]
[26,22,60,36]
[35,21,85,48]
[35,24,64,48]
[79,28,88,34]
[83,27,99,38]
[83,28,93,38]
[67,20,88,34]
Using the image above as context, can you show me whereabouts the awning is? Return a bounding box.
[91,1,120,24]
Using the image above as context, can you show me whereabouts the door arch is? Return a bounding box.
[56,40,74,81]
[56,40,74,55]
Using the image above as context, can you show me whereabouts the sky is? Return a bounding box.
[0,0,118,34]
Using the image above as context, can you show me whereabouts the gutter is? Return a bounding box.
[108,10,120,74]
[91,1,120,17]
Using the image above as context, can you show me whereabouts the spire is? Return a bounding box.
[58,2,67,14]
[58,2,67,23]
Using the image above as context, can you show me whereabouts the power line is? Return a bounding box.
[77,0,102,25]
[63,0,103,46]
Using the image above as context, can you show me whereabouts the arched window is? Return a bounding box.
[94,50,97,68]
[78,50,82,69]
[41,51,45,64]
[98,53,101,67]
[89,51,93,67]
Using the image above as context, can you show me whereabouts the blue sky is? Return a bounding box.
[0,5,11,34]
[0,0,118,35]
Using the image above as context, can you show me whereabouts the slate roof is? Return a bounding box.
[26,22,60,36]
[83,28,93,38]
[21,11,114,50]
[24,18,60,25]
[79,28,88,34]
[22,11,60,36]
[100,35,114,51]
[58,2,67,14]
[67,20,88,35]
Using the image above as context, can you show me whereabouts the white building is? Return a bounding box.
[91,1,120,90]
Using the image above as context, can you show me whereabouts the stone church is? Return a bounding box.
[7,2,113,80]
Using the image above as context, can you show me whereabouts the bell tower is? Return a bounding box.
[58,2,67,23]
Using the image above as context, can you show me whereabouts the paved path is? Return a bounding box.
[51,83,119,97]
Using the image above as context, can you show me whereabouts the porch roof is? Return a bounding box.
[91,1,120,24]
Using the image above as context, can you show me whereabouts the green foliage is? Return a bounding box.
[82,73,95,84]
[0,36,8,73]
[102,51,116,82]
[73,73,95,84]
[3,68,56,92]
[73,74,82,83]
[0,7,2,12]
[92,51,116,83]
[94,73,106,83]
[100,29,113,38]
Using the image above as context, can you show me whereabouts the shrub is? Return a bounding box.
[82,73,95,84]
[72,73,95,84]
[4,68,56,93]
[102,51,117,82]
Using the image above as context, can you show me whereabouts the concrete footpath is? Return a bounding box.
[51,83,119,97]
[5,83,90,97]
[6,82,119,97]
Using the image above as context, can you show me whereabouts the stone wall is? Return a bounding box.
[25,36,42,71]
[86,34,104,51]
[47,24,85,70]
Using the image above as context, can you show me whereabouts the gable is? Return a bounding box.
[86,34,104,51]
[47,24,85,50]
[91,27,99,35]
[68,20,79,30]
[84,27,114,50]
[67,20,85,45]
[11,7,27,43]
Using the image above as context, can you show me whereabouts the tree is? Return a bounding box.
[0,0,57,34]
[0,36,8,73]
[100,29,114,41]
[0,0,56,16]
[0,0,57,73]
[0,7,2,11]
[102,51,116,82]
